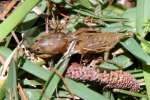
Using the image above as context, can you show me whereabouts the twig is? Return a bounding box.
[12,31,20,44]
[64,40,77,56]
[60,13,70,20]
[54,40,77,70]
[45,15,49,33]
[45,0,50,33]
[17,83,27,100]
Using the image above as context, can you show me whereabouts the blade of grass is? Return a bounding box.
[39,56,70,100]
[103,91,115,100]
[65,78,108,100]
[78,0,93,10]
[120,38,150,65]
[136,0,150,99]
[143,64,150,99]
[20,60,50,81]
[0,0,41,41]
[17,0,46,33]
[24,89,45,100]
[141,39,150,55]
[121,38,150,99]
[99,55,133,70]
[5,58,18,100]
[136,0,150,38]
[0,47,18,99]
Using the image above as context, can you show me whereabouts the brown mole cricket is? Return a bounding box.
[31,28,132,59]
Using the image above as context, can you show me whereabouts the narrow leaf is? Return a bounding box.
[0,0,41,41]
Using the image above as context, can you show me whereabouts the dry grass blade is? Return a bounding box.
[12,31,20,44]
[0,0,18,20]
[0,54,6,65]
[0,42,21,77]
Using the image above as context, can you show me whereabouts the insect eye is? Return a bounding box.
[35,40,38,42]
[35,48,40,52]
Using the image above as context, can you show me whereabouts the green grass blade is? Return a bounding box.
[65,78,108,100]
[136,0,150,37]
[5,59,18,100]
[20,60,50,81]
[0,0,41,41]
[40,57,70,100]
[141,39,150,55]
[121,38,150,99]
[78,0,93,9]
[143,64,150,99]
[136,0,144,36]
[17,0,46,33]
[100,55,133,70]
[136,0,150,99]
[24,89,45,100]
[120,38,150,65]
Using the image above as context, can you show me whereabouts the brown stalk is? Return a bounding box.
[17,83,27,100]
[0,0,18,20]
[0,54,5,65]
[12,31,20,45]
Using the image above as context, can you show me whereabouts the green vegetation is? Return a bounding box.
[0,0,149,99]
